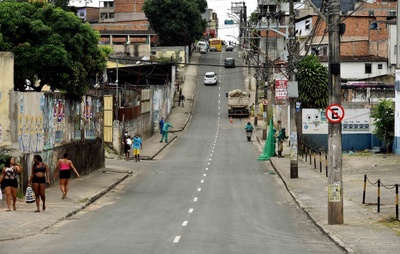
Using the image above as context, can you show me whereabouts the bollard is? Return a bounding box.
[377,179,381,213]
[313,152,316,169]
[396,184,399,221]
[362,174,367,204]
[325,154,328,177]
[305,146,308,162]
[319,152,322,173]
[309,150,312,165]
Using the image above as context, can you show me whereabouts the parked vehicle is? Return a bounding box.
[197,41,208,54]
[227,89,250,117]
[226,45,234,52]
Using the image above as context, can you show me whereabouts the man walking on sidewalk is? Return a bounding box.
[160,121,173,143]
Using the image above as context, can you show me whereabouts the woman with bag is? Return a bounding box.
[0,157,22,211]
[28,155,50,212]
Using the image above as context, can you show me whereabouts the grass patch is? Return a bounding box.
[378,215,400,236]
[79,198,89,203]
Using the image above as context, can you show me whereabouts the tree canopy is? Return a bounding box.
[371,99,394,153]
[143,0,207,46]
[297,55,329,109]
[0,1,110,100]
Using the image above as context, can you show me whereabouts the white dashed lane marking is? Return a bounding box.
[182,221,188,226]
[188,208,194,213]
[173,236,181,243]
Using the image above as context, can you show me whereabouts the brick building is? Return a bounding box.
[92,0,155,58]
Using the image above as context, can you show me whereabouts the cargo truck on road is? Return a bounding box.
[227,89,250,118]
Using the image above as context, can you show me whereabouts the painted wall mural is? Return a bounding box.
[16,92,102,153]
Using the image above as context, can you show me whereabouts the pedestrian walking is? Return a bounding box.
[55,153,80,199]
[159,117,164,135]
[0,157,22,211]
[160,121,173,143]
[28,155,50,212]
[180,94,185,107]
[122,132,131,161]
[132,133,143,162]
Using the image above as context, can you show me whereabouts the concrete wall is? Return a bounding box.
[151,46,187,66]
[0,52,14,147]
[7,91,105,188]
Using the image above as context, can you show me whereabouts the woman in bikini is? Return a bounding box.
[55,153,80,199]
[0,157,22,211]
[28,155,50,212]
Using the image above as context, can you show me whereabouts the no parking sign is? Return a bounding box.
[325,104,345,124]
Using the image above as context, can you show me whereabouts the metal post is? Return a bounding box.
[396,184,399,220]
[363,174,367,204]
[254,51,260,127]
[116,58,119,120]
[377,179,381,213]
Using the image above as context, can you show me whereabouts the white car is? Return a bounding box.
[204,72,217,85]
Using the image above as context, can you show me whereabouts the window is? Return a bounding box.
[378,64,383,70]
[365,63,372,74]
[79,12,84,17]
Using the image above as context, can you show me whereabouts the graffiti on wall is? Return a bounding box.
[18,99,44,153]
[17,92,102,152]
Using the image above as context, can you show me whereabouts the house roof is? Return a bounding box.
[98,30,156,36]
[317,55,388,62]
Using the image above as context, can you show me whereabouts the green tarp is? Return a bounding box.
[258,119,276,161]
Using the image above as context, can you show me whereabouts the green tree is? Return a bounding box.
[0,1,109,100]
[297,55,329,109]
[143,0,207,46]
[371,99,394,153]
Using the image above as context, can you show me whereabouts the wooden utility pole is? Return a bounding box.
[327,0,343,224]
[288,0,298,178]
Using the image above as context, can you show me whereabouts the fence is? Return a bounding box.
[362,174,399,220]
[299,139,328,177]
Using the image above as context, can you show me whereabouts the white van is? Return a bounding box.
[197,41,208,54]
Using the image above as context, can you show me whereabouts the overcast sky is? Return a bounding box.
[71,0,258,41]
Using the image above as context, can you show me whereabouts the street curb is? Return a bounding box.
[41,171,131,235]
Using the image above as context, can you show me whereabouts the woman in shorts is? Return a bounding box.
[55,153,80,199]
[0,157,22,211]
[28,155,50,212]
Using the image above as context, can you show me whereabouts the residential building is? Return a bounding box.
[91,0,155,58]
[76,6,99,23]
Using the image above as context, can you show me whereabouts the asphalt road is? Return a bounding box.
[0,50,344,253]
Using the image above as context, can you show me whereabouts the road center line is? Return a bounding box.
[188,208,194,213]
[201,180,204,183]
[182,221,188,226]
[194,197,198,202]
[197,188,201,192]
[173,236,181,243]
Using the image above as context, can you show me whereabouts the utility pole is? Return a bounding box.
[288,0,298,178]
[327,0,343,225]
[394,0,400,155]
[254,49,260,127]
